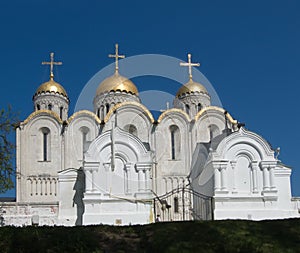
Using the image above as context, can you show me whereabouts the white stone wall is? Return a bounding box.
[10,88,300,226]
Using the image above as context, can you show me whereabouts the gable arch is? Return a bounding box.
[214,128,275,162]
[22,110,63,126]
[68,110,101,124]
[85,127,151,163]
[103,102,154,143]
[157,108,190,124]
[104,101,154,124]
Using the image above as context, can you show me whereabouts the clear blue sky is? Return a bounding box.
[1,0,300,196]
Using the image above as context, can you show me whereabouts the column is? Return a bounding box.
[138,169,144,192]
[125,163,132,193]
[91,170,95,191]
[214,168,221,191]
[220,168,227,190]
[84,161,100,193]
[261,164,270,191]
[230,161,237,193]
[145,169,151,191]
[251,161,259,193]
[136,162,152,192]
[269,166,276,190]
[220,161,228,191]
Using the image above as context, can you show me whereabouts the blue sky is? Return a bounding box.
[1,0,300,196]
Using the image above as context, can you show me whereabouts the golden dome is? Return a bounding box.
[96,72,138,96]
[176,78,208,97]
[35,77,68,98]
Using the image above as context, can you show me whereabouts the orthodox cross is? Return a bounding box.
[108,43,125,72]
[160,102,170,112]
[180,53,200,80]
[42,52,62,80]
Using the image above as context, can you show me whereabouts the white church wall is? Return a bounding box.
[65,112,99,170]
[57,168,80,226]
[82,127,153,225]
[103,103,153,144]
[193,108,229,145]
[17,115,62,203]
[155,112,190,177]
[210,128,300,220]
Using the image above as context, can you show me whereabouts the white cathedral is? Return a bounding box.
[1,46,300,226]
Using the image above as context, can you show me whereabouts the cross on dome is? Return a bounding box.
[108,43,125,72]
[180,53,200,80]
[42,52,62,80]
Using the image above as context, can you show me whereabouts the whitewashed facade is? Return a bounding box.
[1,51,300,226]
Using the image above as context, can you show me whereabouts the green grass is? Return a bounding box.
[1,219,300,253]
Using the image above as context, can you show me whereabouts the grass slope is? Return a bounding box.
[0,219,300,253]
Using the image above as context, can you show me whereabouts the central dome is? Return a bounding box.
[176,79,208,97]
[96,72,138,96]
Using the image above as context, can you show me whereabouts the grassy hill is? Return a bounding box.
[1,219,300,253]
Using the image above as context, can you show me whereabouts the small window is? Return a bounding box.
[170,125,180,160]
[97,108,100,118]
[174,197,179,213]
[37,104,41,110]
[59,107,63,119]
[80,126,90,154]
[41,128,50,161]
[197,103,202,111]
[48,104,52,110]
[106,104,110,114]
[100,106,104,119]
[185,104,190,114]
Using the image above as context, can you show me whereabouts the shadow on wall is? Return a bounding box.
[73,167,85,226]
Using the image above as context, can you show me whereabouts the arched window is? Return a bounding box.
[100,106,104,119]
[40,127,50,161]
[106,104,110,114]
[185,104,190,114]
[80,127,90,155]
[60,107,63,119]
[124,124,138,137]
[97,108,100,118]
[37,104,41,110]
[170,125,180,160]
[197,103,202,112]
[209,124,220,141]
[48,104,52,110]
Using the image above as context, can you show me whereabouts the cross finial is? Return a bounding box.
[108,43,125,73]
[180,53,200,80]
[42,52,62,80]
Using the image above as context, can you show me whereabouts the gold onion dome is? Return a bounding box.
[96,71,138,96]
[176,78,208,97]
[35,74,68,98]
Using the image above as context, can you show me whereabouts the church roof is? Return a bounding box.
[35,76,68,98]
[96,71,138,96]
[176,78,209,97]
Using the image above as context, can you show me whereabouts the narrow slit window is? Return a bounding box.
[171,130,175,160]
[185,104,190,114]
[174,197,179,213]
[170,125,180,160]
[41,128,50,162]
[60,107,63,119]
